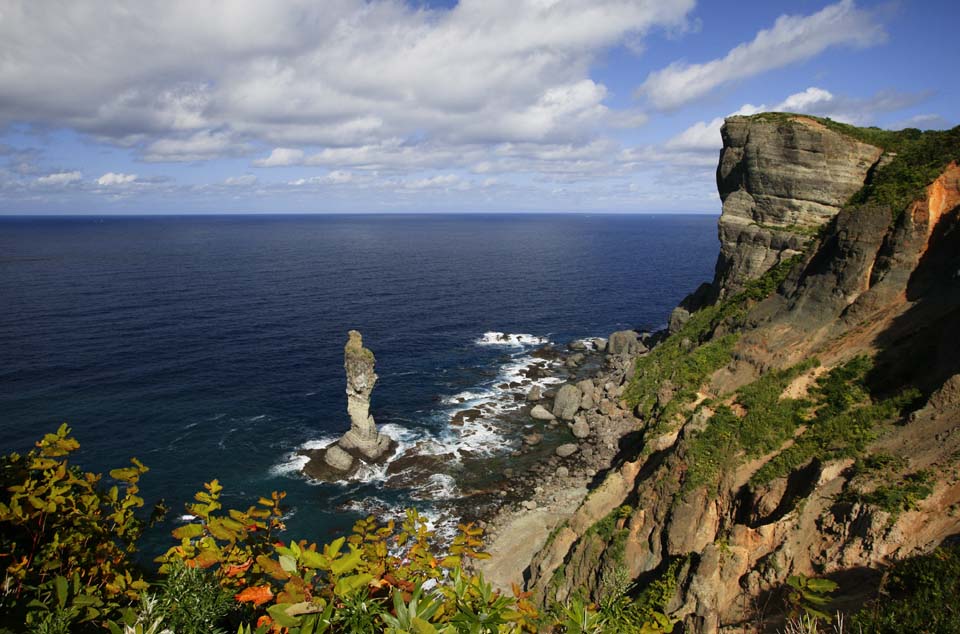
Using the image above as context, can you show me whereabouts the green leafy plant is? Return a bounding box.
[852,544,960,634]
[0,424,161,631]
[554,597,606,634]
[785,574,838,621]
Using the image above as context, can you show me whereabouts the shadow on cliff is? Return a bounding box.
[866,205,960,400]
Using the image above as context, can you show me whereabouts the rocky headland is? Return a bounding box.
[475,114,960,633]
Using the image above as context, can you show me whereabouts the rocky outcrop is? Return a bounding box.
[672,115,885,331]
[522,121,960,633]
[336,330,393,461]
[607,330,644,356]
[301,330,396,480]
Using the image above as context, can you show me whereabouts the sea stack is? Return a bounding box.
[302,330,396,480]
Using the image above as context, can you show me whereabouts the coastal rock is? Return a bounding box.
[526,386,542,402]
[568,340,588,351]
[577,379,596,410]
[607,330,643,356]
[524,433,543,446]
[553,384,582,421]
[571,420,590,439]
[530,404,556,421]
[338,330,393,460]
[301,331,396,481]
[556,466,570,478]
[592,338,607,353]
[556,443,578,458]
[323,444,354,471]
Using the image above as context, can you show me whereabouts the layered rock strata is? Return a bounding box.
[672,115,885,331]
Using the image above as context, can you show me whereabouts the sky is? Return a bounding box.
[0,0,957,215]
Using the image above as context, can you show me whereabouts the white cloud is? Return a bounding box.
[639,0,885,110]
[36,171,82,186]
[255,148,305,167]
[225,174,257,186]
[0,0,697,167]
[405,174,461,190]
[665,103,765,151]
[144,130,247,162]
[97,172,138,186]
[777,86,834,112]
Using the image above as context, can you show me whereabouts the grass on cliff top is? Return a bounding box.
[625,255,800,423]
[739,113,960,221]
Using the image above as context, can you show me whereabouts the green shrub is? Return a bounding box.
[751,359,920,486]
[853,544,960,634]
[0,424,159,631]
[627,255,800,424]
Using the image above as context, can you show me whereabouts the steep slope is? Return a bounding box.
[524,116,960,633]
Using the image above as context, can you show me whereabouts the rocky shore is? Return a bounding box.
[464,330,656,590]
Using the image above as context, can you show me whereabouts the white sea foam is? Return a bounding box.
[476,331,548,346]
[270,434,339,476]
[412,473,459,501]
[441,389,496,405]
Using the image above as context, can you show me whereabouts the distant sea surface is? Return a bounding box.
[0,213,716,546]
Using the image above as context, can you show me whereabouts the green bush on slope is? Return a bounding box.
[626,256,800,424]
[852,544,960,634]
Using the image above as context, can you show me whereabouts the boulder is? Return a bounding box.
[577,379,596,410]
[556,466,570,478]
[526,386,542,402]
[530,404,556,421]
[591,338,607,353]
[556,443,579,458]
[552,384,582,420]
[568,340,588,351]
[571,420,590,439]
[608,330,644,356]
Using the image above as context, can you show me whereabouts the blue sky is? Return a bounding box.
[1,0,956,214]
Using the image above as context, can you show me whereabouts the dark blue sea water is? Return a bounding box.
[0,213,716,546]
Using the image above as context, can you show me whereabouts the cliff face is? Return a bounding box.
[525,117,960,633]
[672,116,885,332]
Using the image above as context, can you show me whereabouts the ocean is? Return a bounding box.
[0,213,716,547]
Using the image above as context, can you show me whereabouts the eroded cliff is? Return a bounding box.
[672,115,887,332]
[524,116,960,633]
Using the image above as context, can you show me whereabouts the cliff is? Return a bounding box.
[522,116,960,632]
[671,114,886,332]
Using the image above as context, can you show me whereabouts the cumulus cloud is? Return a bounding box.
[36,171,82,186]
[639,0,885,110]
[0,0,696,165]
[254,148,306,168]
[97,172,138,186]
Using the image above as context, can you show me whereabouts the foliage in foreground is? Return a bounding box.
[0,425,675,633]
